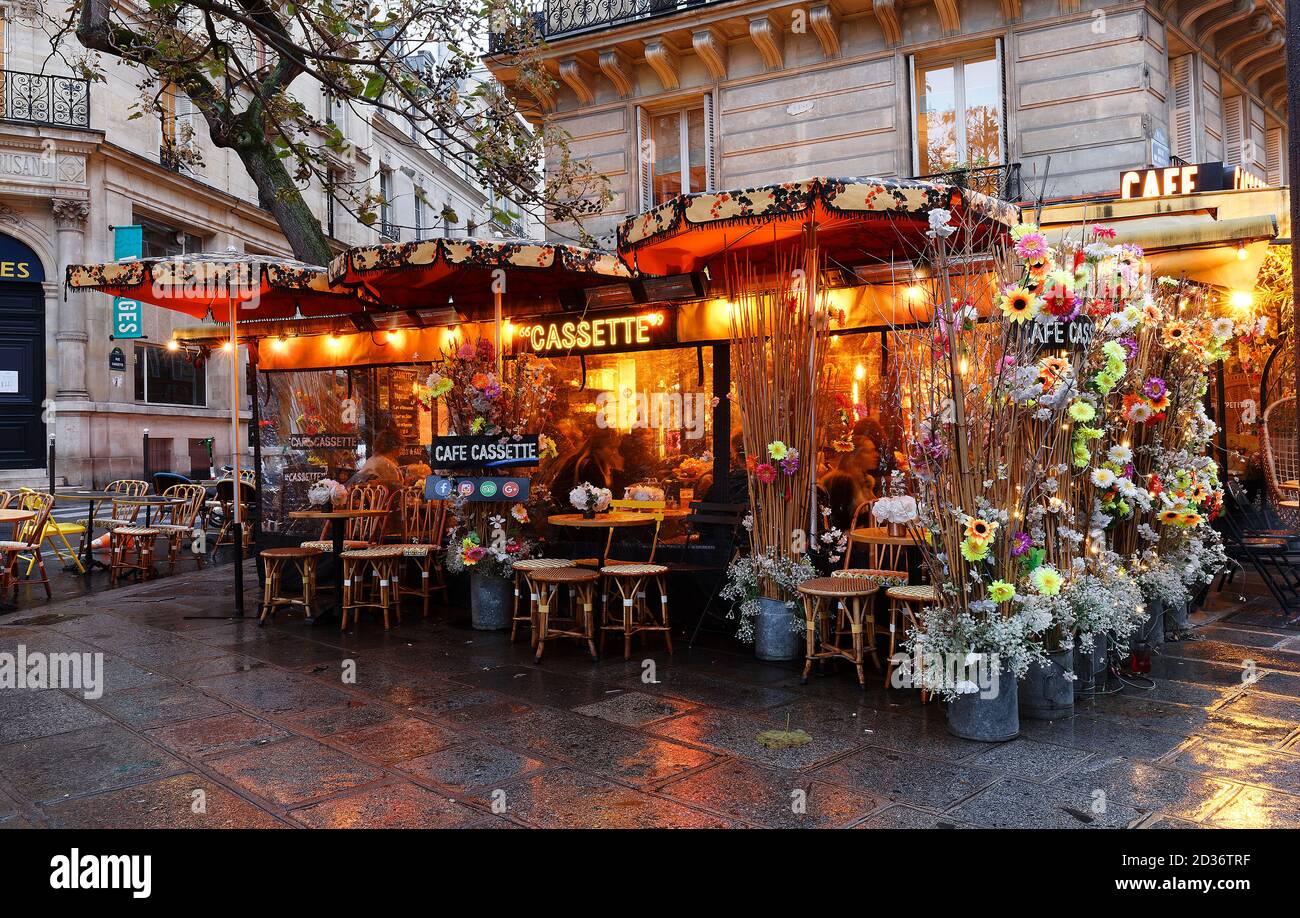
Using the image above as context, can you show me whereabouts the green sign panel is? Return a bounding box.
[112,225,143,339]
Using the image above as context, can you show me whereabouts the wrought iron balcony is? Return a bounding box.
[488,0,718,48]
[0,70,91,129]
[915,163,1022,203]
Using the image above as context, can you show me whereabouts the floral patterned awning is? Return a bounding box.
[65,253,360,321]
[328,237,636,311]
[616,176,1021,276]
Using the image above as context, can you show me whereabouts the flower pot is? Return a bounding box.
[1165,600,1189,638]
[469,572,513,631]
[947,664,1019,742]
[1073,633,1109,694]
[581,508,596,520]
[754,596,802,661]
[1133,598,1164,651]
[886,522,906,537]
[1018,648,1074,721]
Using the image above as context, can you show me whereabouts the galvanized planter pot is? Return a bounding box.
[469,572,513,631]
[947,664,1020,742]
[1019,648,1074,721]
[754,596,802,661]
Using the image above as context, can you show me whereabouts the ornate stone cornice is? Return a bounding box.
[873,0,902,45]
[1216,15,1271,60]
[692,27,729,80]
[559,59,594,104]
[748,16,783,71]
[934,0,961,34]
[644,39,680,91]
[51,198,90,229]
[598,49,634,97]
[1230,32,1283,75]
[1200,0,1257,43]
[809,5,841,58]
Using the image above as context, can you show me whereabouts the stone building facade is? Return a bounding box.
[0,3,507,487]
[486,0,1288,245]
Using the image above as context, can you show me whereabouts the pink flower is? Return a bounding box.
[1014,232,1049,262]
[1091,224,1117,240]
[457,342,476,359]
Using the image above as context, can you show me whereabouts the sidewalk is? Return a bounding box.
[1,564,1298,828]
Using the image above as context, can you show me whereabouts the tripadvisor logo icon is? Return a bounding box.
[50,849,152,899]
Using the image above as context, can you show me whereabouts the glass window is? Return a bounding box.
[136,217,204,258]
[650,106,707,205]
[134,343,207,407]
[914,51,1003,175]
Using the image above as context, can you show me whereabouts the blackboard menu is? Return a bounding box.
[386,367,425,463]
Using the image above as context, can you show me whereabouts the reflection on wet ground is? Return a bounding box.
[1,563,1297,828]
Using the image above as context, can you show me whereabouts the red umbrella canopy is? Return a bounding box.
[328,236,636,311]
[616,176,1021,276]
[65,253,360,320]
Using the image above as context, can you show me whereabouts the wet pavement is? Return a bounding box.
[1,562,1298,828]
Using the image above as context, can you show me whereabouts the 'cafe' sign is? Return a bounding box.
[1119,161,1268,200]
[512,308,675,355]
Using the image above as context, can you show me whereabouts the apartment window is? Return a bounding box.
[379,167,395,239]
[134,343,206,407]
[1169,54,1197,162]
[414,185,425,239]
[1223,96,1245,168]
[136,217,204,258]
[910,45,1004,176]
[325,169,339,239]
[637,94,717,211]
[159,84,195,173]
[1266,126,1284,187]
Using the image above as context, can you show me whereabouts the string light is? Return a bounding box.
[166,339,179,352]
[1236,243,1248,261]
[271,336,287,353]
[1229,290,1253,312]
[221,341,233,353]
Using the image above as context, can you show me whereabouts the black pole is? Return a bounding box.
[47,434,55,496]
[712,343,731,501]
[1288,0,1300,439]
[142,428,151,488]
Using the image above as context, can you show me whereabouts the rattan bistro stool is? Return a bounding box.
[529,566,599,661]
[599,563,671,659]
[109,526,162,586]
[340,545,406,630]
[884,583,939,690]
[511,558,576,645]
[796,576,881,689]
[258,546,323,625]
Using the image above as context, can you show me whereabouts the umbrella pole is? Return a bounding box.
[494,288,503,377]
[229,297,245,618]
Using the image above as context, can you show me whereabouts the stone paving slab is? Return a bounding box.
[2,562,1299,827]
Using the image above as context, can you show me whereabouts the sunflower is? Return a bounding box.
[999,287,1039,323]
[1037,356,1069,389]
[1162,322,1189,347]
[964,517,998,544]
[1179,512,1203,527]
[1148,393,1170,413]
[1157,509,1182,525]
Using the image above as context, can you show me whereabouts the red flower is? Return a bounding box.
[755,463,777,484]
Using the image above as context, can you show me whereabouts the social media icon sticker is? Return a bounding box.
[502,481,519,498]
[479,480,499,498]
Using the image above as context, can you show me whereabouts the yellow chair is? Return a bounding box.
[19,487,85,574]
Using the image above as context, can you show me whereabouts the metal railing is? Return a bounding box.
[489,0,718,48]
[0,69,91,129]
[915,163,1022,203]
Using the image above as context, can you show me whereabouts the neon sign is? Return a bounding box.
[1120,162,1268,200]
[512,309,674,355]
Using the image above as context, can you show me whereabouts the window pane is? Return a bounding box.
[963,57,1002,167]
[140,346,205,406]
[686,107,707,193]
[916,64,957,174]
[651,111,682,205]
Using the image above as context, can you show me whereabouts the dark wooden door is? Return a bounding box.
[0,282,46,469]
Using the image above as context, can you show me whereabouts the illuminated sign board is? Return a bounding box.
[288,433,359,450]
[1119,162,1268,199]
[430,434,540,470]
[512,309,675,355]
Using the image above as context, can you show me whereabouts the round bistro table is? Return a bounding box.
[289,508,393,620]
[547,512,661,567]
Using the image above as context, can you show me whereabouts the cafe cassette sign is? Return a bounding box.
[513,309,675,356]
[430,434,540,469]
[424,475,530,502]
[1027,316,1094,351]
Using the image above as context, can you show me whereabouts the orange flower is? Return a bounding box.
[1162,322,1189,347]
[964,517,998,544]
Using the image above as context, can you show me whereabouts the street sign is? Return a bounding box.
[112,225,143,339]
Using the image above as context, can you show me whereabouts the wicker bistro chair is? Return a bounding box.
[511,558,576,645]
[1262,396,1300,529]
[109,525,164,586]
[0,490,11,509]
[340,545,406,630]
[393,489,449,618]
[151,484,208,574]
[598,562,672,659]
[529,566,600,662]
[258,546,323,624]
[796,575,882,689]
[212,478,258,549]
[300,483,393,554]
[12,486,84,575]
[882,583,940,693]
[0,491,55,601]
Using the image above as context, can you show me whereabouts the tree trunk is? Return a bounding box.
[235,133,334,266]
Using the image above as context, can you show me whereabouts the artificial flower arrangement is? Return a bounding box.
[569,482,613,516]
[625,483,666,502]
[306,478,347,508]
[872,471,918,533]
[423,336,556,580]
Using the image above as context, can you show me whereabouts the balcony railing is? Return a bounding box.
[915,163,1022,203]
[488,0,718,48]
[0,70,91,129]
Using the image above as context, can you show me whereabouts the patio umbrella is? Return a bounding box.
[616,176,1020,539]
[66,253,364,616]
[328,237,637,373]
[616,175,1020,276]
